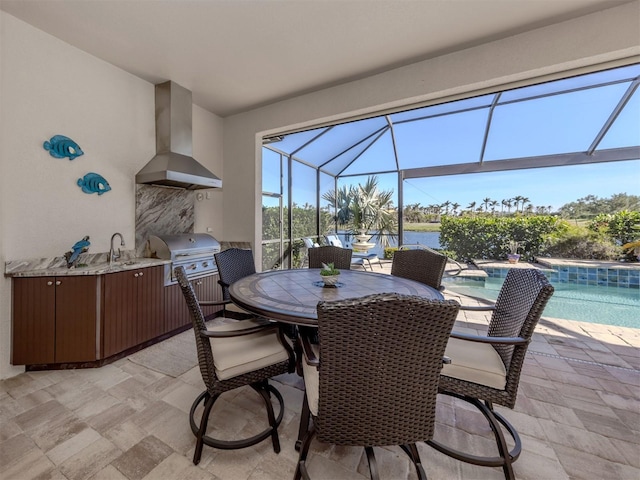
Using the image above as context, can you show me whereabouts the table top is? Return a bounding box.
[229,268,443,326]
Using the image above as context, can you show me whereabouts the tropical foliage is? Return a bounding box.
[589,210,640,261]
[439,215,564,261]
[402,192,640,223]
[322,176,397,247]
[542,223,620,260]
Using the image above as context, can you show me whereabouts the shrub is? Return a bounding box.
[541,224,620,260]
[439,215,563,261]
[384,247,398,259]
[589,210,640,261]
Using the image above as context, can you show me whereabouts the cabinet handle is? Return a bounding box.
[196,281,202,285]
[47,281,53,286]
[55,281,61,286]
[139,271,144,277]
[134,273,139,278]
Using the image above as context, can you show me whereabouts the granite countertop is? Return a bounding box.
[5,253,170,278]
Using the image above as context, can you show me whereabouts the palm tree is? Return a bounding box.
[482,197,492,212]
[505,198,513,214]
[513,195,524,213]
[322,175,397,247]
[451,202,460,216]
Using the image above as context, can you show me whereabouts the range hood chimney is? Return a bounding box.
[136,81,222,190]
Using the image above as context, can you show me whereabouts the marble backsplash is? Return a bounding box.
[5,250,137,275]
[135,185,194,256]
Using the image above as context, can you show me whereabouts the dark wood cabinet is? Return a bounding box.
[164,273,222,333]
[102,266,164,358]
[12,276,98,365]
[11,265,217,368]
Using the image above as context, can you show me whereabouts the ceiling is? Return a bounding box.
[0,0,632,117]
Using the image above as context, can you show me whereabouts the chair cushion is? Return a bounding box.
[209,319,290,380]
[301,343,320,416]
[225,302,255,315]
[442,337,507,390]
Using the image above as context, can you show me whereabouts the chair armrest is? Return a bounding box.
[199,299,231,307]
[199,319,276,339]
[298,329,320,367]
[450,331,529,345]
[459,304,496,312]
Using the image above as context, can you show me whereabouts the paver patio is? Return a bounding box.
[1,261,638,479]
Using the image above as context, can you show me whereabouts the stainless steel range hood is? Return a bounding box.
[136,81,222,190]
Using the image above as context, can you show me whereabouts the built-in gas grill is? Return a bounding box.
[147,234,221,286]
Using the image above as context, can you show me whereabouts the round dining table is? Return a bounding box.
[229,268,443,327]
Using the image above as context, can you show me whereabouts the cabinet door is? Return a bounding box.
[135,266,164,344]
[55,276,98,363]
[164,283,190,333]
[193,274,223,320]
[102,270,139,357]
[12,277,55,365]
[102,266,165,358]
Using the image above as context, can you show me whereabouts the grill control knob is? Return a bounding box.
[202,262,209,268]
[188,264,197,270]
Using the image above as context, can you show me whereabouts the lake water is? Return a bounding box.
[339,231,440,257]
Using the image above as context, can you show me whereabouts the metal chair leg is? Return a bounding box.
[189,384,285,462]
[294,423,316,480]
[365,446,380,480]
[296,392,311,451]
[401,444,428,480]
[192,391,218,465]
[255,381,281,453]
[426,391,521,480]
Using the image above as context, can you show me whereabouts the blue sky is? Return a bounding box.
[400,160,640,211]
[265,64,640,212]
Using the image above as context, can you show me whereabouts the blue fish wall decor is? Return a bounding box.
[64,235,90,268]
[43,135,84,160]
[77,172,111,195]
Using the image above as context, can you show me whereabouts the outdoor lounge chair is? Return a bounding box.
[295,293,460,480]
[427,268,554,480]
[175,266,295,465]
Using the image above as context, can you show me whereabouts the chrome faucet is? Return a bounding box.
[109,233,125,266]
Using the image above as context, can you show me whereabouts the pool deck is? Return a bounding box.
[0,260,638,479]
[471,257,640,271]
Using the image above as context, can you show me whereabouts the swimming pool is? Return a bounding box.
[443,277,640,329]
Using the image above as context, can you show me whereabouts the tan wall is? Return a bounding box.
[222,2,640,268]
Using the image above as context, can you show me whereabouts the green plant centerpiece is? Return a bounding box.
[320,262,341,286]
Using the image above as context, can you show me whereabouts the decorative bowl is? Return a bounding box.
[321,274,340,286]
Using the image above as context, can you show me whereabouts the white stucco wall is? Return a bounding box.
[222,2,640,268]
[0,12,223,379]
[193,104,224,240]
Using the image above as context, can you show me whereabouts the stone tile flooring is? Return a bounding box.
[1,269,638,479]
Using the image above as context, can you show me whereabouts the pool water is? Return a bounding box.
[444,277,640,329]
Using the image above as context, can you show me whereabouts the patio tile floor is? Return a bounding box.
[1,263,638,479]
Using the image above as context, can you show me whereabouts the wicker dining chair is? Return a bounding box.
[295,293,460,480]
[427,268,554,480]
[175,266,295,465]
[391,247,448,291]
[308,245,353,270]
[213,247,257,318]
[325,234,380,270]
